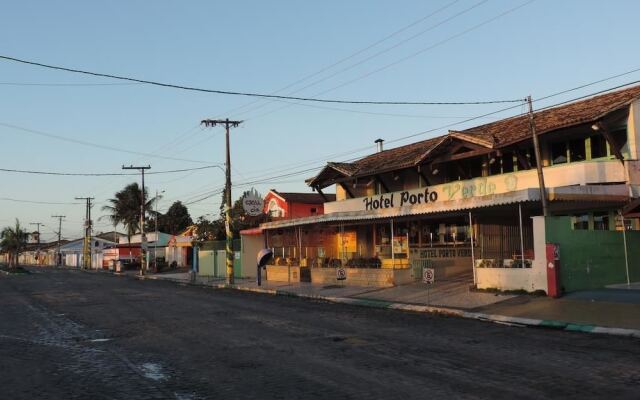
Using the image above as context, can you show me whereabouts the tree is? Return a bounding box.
[101,182,158,244]
[193,216,225,244]
[1,219,29,269]
[227,189,268,236]
[156,201,193,235]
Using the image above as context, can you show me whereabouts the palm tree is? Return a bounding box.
[101,183,158,245]
[1,219,29,270]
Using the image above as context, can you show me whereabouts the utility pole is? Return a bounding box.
[75,197,95,269]
[201,118,242,285]
[122,165,151,275]
[527,96,549,217]
[51,215,66,267]
[29,222,44,265]
[154,189,165,272]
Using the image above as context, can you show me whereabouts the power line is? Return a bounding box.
[0,165,221,177]
[0,121,211,164]
[0,197,82,205]
[535,79,640,111]
[0,54,522,105]
[267,0,490,104]
[0,81,143,87]
[240,0,536,122]
[217,78,640,192]
[216,0,463,118]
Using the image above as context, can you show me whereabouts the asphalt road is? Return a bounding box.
[1,269,639,400]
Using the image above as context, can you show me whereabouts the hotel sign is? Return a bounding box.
[325,173,526,214]
[363,188,438,211]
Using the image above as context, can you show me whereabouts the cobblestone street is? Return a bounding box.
[1,269,639,399]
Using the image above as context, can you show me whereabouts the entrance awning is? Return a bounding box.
[260,188,541,229]
[260,184,632,230]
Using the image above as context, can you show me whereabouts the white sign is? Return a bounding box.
[243,194,264,217]
[336,267,347,281]
[423,268,435,284]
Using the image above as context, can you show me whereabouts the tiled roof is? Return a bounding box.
[461,85,640,146]
[309,84,640,187]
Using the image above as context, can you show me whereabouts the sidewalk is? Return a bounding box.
[135,271,640,338]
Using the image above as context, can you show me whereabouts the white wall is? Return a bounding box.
[476,216,548,293]
[241,234,264,279]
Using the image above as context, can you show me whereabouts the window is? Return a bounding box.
[572,214,589,230]
[551,142,567,164]
[568,138,586,162]
[468,158,484,178]
[310,207,317,215]
[489,156,501,175]
[593,212,610,231]
[502,153,514,173]
[590,135,607,159]
[421,224,439,246]
[611,130,629,156]
[408,222,420,245]
[528,148,537,167]
[487,154,514,175]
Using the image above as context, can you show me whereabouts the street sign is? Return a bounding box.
[422,268,435,284]
[242,192,264,217]
[336,267,347,281]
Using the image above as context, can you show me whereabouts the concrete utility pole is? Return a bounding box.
[29,222,44,264]
[51,215,66,267]
[122,165,151,276]
[527,96,549,217]
[75,197,95,269]
[201,118,242,285]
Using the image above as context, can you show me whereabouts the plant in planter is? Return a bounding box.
[512,259,532,268]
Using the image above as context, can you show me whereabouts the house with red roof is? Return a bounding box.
[263,189,335,220]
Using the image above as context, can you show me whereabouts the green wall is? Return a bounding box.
[545,216,640,292]
[197,248,242,278]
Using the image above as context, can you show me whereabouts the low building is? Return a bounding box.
[263,190,335,219]
[60,237,116,269]
[165,226,196,268]
[259,85,640,292]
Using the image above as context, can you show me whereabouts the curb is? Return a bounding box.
[90,270,640,340]
[216,283,640,339]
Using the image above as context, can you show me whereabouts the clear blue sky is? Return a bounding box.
[2,0,639,241]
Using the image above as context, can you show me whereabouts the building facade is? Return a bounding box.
[263,190,335,219]
[259,85,640,292]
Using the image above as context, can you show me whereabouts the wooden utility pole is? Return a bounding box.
[122,165,151,275]
[527,96,549,217]
[51,215,66,266]
[201,118,242,285]
[75,197,95,269]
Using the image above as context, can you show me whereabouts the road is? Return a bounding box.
[1,269,639,399]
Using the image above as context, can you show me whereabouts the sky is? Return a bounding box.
[1,0,640,241]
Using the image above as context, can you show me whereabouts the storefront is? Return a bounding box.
[260,85,640,292]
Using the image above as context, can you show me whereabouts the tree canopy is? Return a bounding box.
[102,182,157,242]
[1,219,29,269]
[156,201,193,235]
